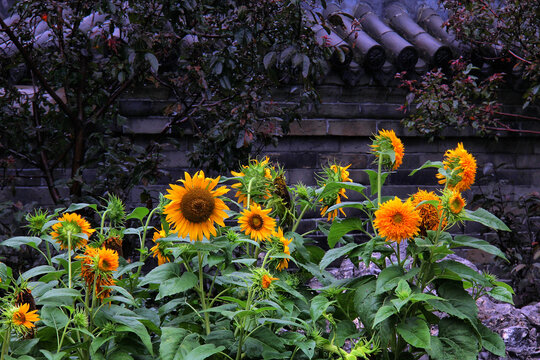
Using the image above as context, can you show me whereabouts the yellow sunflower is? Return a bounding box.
[410,189,446,233]
[261,274,279,289]
[231,157,273,207]
[51,213,95,250]
[373,197,421,243]
[238,203,276,241]
[12,303,40,329]
[272,227,293,271]
[164,171,230,242]
[370,129,405,170]
[97,248,119,272]
[448,191,466,214]
[319,163,353,221]
[436,143,477,192]
[150,227,174,265]
[77,246,119,300]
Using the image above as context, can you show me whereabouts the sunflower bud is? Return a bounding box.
[72,308,89,328]
[251,268,278,297]
[25,209,50,236]
[105,194,126,226]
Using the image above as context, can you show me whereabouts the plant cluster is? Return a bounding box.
[0,130,513,359]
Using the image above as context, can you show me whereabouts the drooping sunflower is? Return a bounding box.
[150,227,174,265]
[440,189,467,224]
[238,203,276,241]
[164,171,230,242]
[373,197,421,243]
[261,274,279,289]
[12,303,40,329]
[370,129,405,170]
[436,143,477,192]
[318,163,353,221]
[51,212,95,250]
[269,227,293,271]
[231,157,274,207]
[77,246,119,300]
[410,189,446,234]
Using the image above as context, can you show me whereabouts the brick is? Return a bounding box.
[270,137,340,153]
[310,103,362,119]
[361,104,403,119]
[375,121,417,136]
[515,154,540,169]
[122,87,172,100]
[318,154,368,169]
[123,116,169,134]
[327,119,377,136]
[339,87,407,103]
[315,85,342,102]
[161,151,190,168]
[286,168,317,186]
[339,138,372,153]
[288,119,327,136]
[273,152,318,169]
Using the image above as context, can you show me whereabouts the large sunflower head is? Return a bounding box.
[11,303,40,331]
[238,203,277,242]
[150,227,175,265]
[370,129,404,170]
[231,157,275,207]
[317,163,353,221]
[410,189,446,234]
[373,197,421,243]
[164,171,230,242]
[51,213,95,250]
[436,143,477,192]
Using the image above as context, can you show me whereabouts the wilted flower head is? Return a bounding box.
[76,246,119,300]
[410,189,446,234]
[370,129,404,170]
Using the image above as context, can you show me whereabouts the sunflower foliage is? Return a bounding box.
[0,130,513,360]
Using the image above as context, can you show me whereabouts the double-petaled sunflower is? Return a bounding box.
[410,189,446,234]
[51,213,95,250]
[77,246,119,300]
[370,129,405,170]
[373,197,421,243]
[164,171,229,242]
[150,227,174,265]
[238,203,276,241]
[436,143,477,192]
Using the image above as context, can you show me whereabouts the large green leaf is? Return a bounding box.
[183,344,225,360]
[372,305,396,328]
[433,318,481,360]
[21,265,57,280]
[327,219,365,248]
[1,236,42,250]
[364,170,390,196]
[41,306,69,330]
[477,322,506,357]
[156,272,198,300]
[436,281,478,322]
[464,208,510,231]
[126,207,150,221]
[317,181,366,198]
[354,279,381,329]
[436,260,489,286]
[37,288,82,306]
[450,235,507,261]
[319,243,360,269]
[10,339,39,355]
[139,262,181,286]
[63,203,97,212]
[375,265,404,295]
[310,295,332,321]
[159,327,189,360]
[409,160,443,176]
[488,286,514,304]
[396,317,431,349]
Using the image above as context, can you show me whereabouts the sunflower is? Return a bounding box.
[370,129,405,170]
[261,274,279,289]
[12,303,40,329]
[436,143,477,192]
[150,227,174,265]
[270,227,293,271]
[318,163,352,221]
[410,189,446,234]
[231,157,274,207]
[373,197,421,243]
[448,191,466,214]
[51,213,95,250]
[164,171,230,242]
[238,203,276,241]
[77,246,119,300]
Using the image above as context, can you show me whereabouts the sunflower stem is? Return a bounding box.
[377,154,383,207]
[0,325,11,360]
[99,209,110,236]
[198,251,211,335]
[291,203,309,233]
[134,207,159,282]
[67,231,72,289]
[236,286,256,360]
[246,178,255,257]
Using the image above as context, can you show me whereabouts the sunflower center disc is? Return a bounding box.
[249,214,264,230]
[181,188,216,223]
[392,213,403,224]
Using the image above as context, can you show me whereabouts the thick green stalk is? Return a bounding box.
[0,325,11,360]
[198,251,211,335]
[291,203,309,233]
[67,231,72,288]
[134,207,159,281]
[99,210,110,236]
[377,155,383,206]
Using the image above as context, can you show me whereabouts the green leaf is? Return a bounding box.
[477,322,506,357]
[41,306,69,329]
[488,286,514,304]
[297,340,316,358]
[464,208,510,231]
[63,203,97,212]
[20,265,57,280]
[319,243,360,270]
[159,327,188,360]
[375,265,404,295]
[317,182,366,198]
[436,260,489,286]
[37,288,82,306]
[156,272,198,300]
[310,295,332,321]
[354,279,381,329]
[183,344,226,360]
[39,350,66,360]
[436,318,481,360]
[326,201,369,214]
[126,207,150,221]
[397,317,431,349]
[139,262,181,286]
[372,305,396,328]
[327,219,364,248]
[1,236,42,250]
[365,169,390,196]
[450,235,507,261]
[11,339,39,355]
[436,281,478,321]
[409,160,443,176]
[145,53,159,72]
